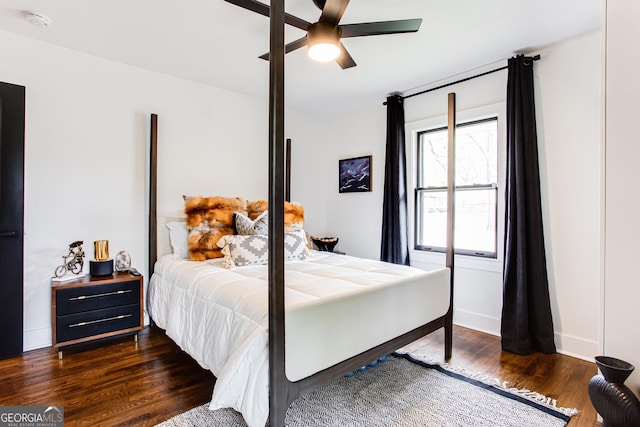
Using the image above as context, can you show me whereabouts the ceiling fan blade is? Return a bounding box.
[335,42,357,69]
[224,0,269,17]
[223,0,312,31]
[319,0,350,25]
[258,36,309,61]
[340,19,422,38]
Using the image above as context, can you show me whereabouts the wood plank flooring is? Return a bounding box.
[403,327,599,427]
[0,325,599,426]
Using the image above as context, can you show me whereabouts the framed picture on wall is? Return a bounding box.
[339,155,372,193]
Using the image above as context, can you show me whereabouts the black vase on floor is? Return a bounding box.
[588,356,640,427]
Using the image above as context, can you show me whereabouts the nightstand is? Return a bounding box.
[51,272,143,359]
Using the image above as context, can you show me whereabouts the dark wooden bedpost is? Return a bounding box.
[268,0,288,426]
[444,93,456,360]
[149,113,158,278]
[285,138,291,202]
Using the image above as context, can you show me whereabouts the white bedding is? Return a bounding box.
[148,250,450,427]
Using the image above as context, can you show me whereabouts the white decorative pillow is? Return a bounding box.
[234,211,269,235]
[217,229,309,268]
[166,221,189,258]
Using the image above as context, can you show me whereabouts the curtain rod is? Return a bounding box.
[383,54,540,105]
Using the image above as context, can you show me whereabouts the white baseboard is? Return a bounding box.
[452,311,597,362]
[453,309,501,336]
[24,327,52,352]
[554,332,598,362]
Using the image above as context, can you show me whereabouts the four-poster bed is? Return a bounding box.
[146,3,456,426]
[148,247,452,426]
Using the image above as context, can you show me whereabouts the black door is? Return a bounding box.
[0,82,25,359]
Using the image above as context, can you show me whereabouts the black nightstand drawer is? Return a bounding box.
[56,304,141,343]
[56,280,140,316]
[51,273,143,357]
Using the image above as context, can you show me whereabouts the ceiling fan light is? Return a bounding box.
[307,22,341,62]
[308,42,340,62]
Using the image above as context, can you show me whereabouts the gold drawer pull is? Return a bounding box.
[69,314,132,328]
[70,289,132,301]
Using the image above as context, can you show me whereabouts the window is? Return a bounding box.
[415,117,498,258]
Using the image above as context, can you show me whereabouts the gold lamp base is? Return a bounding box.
[91,240,113,276]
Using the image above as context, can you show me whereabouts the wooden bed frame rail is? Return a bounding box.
[289,313,452,398]
[146,3,456,425]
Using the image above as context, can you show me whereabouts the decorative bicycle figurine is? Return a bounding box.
[54,240,85,278]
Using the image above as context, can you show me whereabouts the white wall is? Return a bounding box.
[0,26,605,363]
[535,32,602,360]
[321,106,388,259]
[0,30,282,351]
[284,109,330,236]
[316,31,602,360]
[604,0,640,394]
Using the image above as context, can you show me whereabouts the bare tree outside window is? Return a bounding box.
[416,118,498,257]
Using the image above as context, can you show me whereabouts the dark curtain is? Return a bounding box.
[501,55,556,355]
[380,94,410,265]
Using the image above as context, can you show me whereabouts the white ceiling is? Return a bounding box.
[0,0,602,114]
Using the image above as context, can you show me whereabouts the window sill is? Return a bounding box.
[409,249,503,273]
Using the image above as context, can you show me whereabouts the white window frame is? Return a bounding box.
[406,102,506,273]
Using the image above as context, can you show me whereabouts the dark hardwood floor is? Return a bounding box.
[0,325,598,426]
[403,327,599,427]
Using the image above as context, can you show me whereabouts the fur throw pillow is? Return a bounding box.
[247,200,304,231]
[184,196,247,261]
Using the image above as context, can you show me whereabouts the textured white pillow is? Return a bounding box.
[234,211,269,235]
[166,221,188,258]
[217,228,309,268]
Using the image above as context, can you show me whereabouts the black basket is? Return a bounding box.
[311,237,339,252]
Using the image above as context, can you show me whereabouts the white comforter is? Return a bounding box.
[148,251,450,427]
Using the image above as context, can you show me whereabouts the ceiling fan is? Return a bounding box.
[224,0,422,69]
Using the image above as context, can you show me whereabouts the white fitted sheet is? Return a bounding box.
[148,251,450,427]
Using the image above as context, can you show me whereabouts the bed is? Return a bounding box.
[146,4,456,424]
[149,247,450,426]
[147,177,455,427]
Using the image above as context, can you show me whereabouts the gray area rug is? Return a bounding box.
[156,352,577,427]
